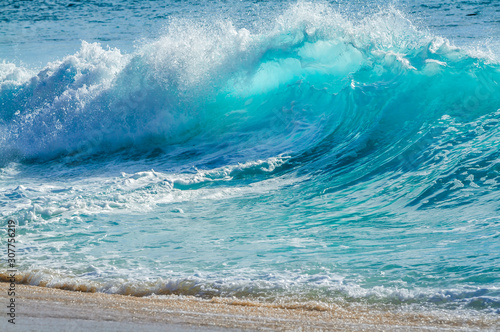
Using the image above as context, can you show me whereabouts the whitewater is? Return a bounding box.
[1,0,499,320]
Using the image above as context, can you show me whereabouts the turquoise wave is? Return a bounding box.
[1,4,498,166]
[1,3,499,313]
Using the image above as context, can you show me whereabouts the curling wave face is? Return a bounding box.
[1,2,500,315]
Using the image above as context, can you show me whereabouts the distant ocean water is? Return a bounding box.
[1,0,500,317]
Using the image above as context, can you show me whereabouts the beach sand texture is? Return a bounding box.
[1,283,499,331]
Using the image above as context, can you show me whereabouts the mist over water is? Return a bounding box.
[0,0,499,316]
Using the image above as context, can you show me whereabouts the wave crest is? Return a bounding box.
[0,3,498,165]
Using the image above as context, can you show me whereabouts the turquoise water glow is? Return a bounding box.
[1,0,499,315]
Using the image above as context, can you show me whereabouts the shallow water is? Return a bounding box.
[1,0,499,316]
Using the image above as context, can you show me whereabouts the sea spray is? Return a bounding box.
[0,1,499,317]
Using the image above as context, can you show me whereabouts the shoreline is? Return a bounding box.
[1,283,499,331]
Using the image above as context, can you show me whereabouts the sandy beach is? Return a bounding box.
[0,282,498,331]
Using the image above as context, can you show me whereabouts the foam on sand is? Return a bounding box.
[1,283,498,331]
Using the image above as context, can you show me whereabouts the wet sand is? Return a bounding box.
[0,282,498,331]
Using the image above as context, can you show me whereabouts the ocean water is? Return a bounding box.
[1,0,500,318]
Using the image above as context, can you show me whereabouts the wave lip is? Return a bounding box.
[0,3,499,164]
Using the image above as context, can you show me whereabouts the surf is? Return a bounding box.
[1,1,500,315]
[0,3,498,167]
